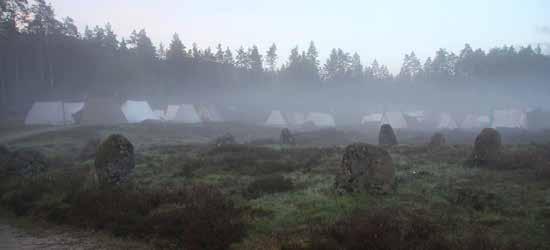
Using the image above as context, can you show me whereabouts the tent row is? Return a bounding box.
[25,99,226,126]
[360,109,531,130]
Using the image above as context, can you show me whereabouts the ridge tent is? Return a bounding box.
[491,109,527,129]
[285,112,307,126]
[173,104,202,123]
[196,104,223,122]
[25,102,64,125]
[436,112,459,130]
[380,112,408,129]
[62,102,85,124]
[306,112,336,127]
[153,110,166,120]
[25,101,85,126]
[121,100,158,123]
[460,114,490,129]
[165,105,180,121]
[77,98,127,125]
[265,110,288,127]
[361,113,383,125]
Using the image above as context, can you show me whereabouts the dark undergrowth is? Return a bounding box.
[0,171,246,250]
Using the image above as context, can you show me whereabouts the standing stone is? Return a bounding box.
[471,128,501,167]
[335,143,395,193]
[379,124,398,146]
[4,149,48,177]
[280,128,296,145]
[429,132,446,148]
[94,134,135,185]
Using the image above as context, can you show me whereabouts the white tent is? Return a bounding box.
[165,105,180,121]
[405,110,426,122]
[436,112,458,130]
[286,112,307,126]
[25,102,64,125]
[173,104,202,123]
[460,114,490,129]
[306,112,336,127]
[380,112,408,129]
[492,109,527,129]
[25,101,85,126]
[265,110,288,127]
[121,100,158,123]
[62,102,85,124]
[196,105,223,122]
[153,110,166,120]
[361,113,383,125]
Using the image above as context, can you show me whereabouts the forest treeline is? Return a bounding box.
[1,0,550,114]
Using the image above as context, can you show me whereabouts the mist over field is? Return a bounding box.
[2,1,550,249]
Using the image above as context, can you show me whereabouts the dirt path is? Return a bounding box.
[0,222,96,250]
[0,219,149,250]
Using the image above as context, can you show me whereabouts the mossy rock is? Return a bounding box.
[280,128,296,145]
[470,128,501,167]
[379,124,398,146]
[335,143,395,193]
[94,134,135,185]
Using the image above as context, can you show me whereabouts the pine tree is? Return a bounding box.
[223,47,234,65]
[215,44,224,63]
[266,43,278,72]
[166,33,186,62]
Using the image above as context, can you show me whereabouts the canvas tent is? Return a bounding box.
[460,114,490,129]
[306,112,336,127]
[380,112,408,129]
[25,102,64,125]
[436,112,459,130]
[491,109,527,129]
[164,105,180,121]
[77,98,127,125]
[121,100,159,123]
[265,110,288,127]
[361,113,383,125]
[25,101,85,126]
[285,112,307,126]
[153,110,166,120]
[196,104,223,122]
[62,102,85,124]
[173,104,202,123]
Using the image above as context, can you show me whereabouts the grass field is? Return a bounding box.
[1,123,550,249]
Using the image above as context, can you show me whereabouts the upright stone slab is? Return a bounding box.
[335,143,395,193]
[379,124,398,146]
[471,128,501,167]
[94,134,135,185]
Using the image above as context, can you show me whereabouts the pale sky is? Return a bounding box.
[48,0,550,73]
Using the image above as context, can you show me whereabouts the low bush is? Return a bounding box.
[310,208,449,250]
[447,186,502,211]
[245,175,294,199]
[306,208,532,250]
[0,171,246,249]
